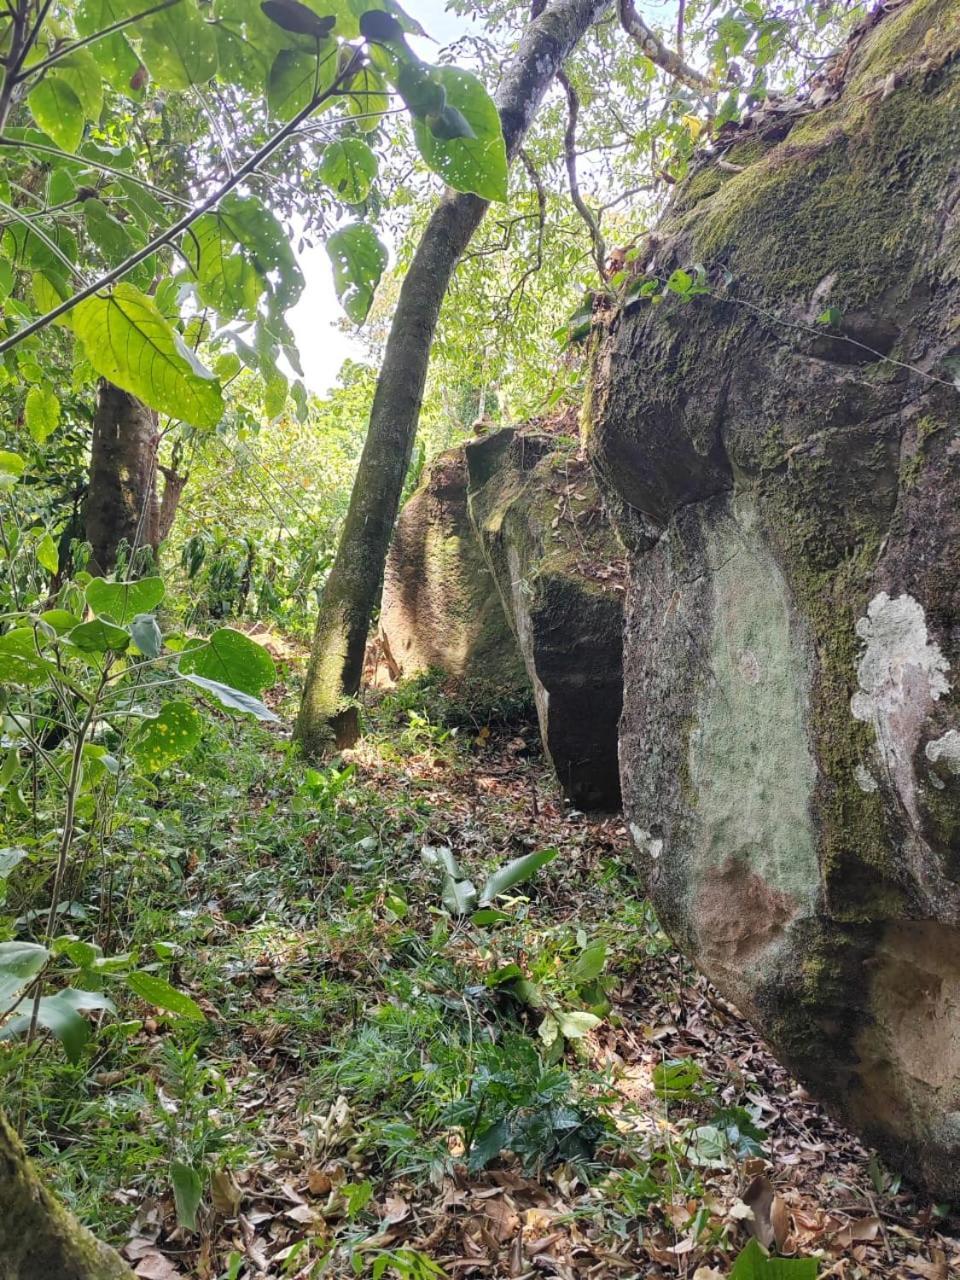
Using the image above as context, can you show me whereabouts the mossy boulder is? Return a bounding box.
[380,447,527,689]
[465,428,625,810]
[589,0,960,1195]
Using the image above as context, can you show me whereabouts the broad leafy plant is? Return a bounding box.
[0,0,508,433]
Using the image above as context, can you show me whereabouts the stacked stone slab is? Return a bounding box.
[587,0,960,1196]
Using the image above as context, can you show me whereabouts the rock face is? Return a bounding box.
[588,0,960,1195]
[380,447,526,689]
[466,429,625,810]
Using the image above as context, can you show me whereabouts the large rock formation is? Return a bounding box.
[588,0,960,1195]
[380,447,526,689]
[466,429,625,810]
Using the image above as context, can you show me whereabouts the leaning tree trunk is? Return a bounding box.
[0,1108,135,1280]
[85,381,187,576]
[296,0,612,753]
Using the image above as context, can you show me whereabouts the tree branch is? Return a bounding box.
[557,68,606,280]
[617,0,716,92]
[0,48,365,355]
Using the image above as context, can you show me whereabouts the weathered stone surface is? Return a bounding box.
[466,428,625,810]
[589,0,960,1195]
[380,447,526,689]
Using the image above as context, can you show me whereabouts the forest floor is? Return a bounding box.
[14,670,960,1280]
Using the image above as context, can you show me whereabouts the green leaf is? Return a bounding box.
[441,875,478,915]
[652,1057,704,1100]
[566,941,606,984]
[479,846,558,904]
[138,2,218,89]
[25,385,60,444]
[40,609,81,633]
[76,0,144,92]
[0,940,48,1008]
[35,532,59,574]
[558,1010,602,1039]
[730,1239,819,1279]
[319,138,378,203]
[817,306,841,328]
[127,971,206,1020]
[181,673,280,721]
[129,701,202,772]
[27,77,84,152]
[0,450,25,481]
[86,576,165,624]
[0,848,26,879]
[50,48,104,120]
[129,612,163,658]
[267,41,336,120]
[68,618,130,653]
[178,627,275,694]
[83,199,138,266]
[666,268,693,295]
[0,628,56,685]
[171,1160,204,1231]
[420,844,462,877]
[411,65,507,202]
[72,284,224,427]
[325,222,387,324]
[344,62,388,130]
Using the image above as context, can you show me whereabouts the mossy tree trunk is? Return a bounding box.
[295,0,612,754]
[85,380,186,576]
[0,1108,135,1280]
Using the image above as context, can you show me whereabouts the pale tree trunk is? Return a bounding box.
[296,0,612,753]
[85,381,187,576]
[0,1108,135,1280]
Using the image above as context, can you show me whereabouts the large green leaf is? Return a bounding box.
[76,0,144,92]
[86,576,165,623]
[267,40,337,120]
[188,194,304,320]
[68,618,131,653]
[72,284,224,427]
[138,2,218,88]
[181,674,280,721]
[0,628,56,685]
[0,849,26,879]
[171,1160,203,1231]
[178,627,275,694]
[319,138,378,203]
[24,385,60,443]
[127,971,206,1020]
[325,222,387,324]
[0,940,48,1008]
[129,701,202,771]
[731,1239,819,1279]
[50,49,104,120]
[479,846,558,904]
[27,77,84,152]
[1,989,115,1063]
[412,65,507,202]
[343,63,388,130]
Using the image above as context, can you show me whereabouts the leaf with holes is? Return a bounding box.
[130,702,202,772]
[137,1,218,88]
[72,285,223,427]
[411,65,506,202]
[178,627,275,694]
[326,222,387,324]
[319,138,378,203]
[86,576,165,624]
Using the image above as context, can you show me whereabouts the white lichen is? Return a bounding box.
[925,729,960,775]
[855,763,879,793]
[851,592,951,818]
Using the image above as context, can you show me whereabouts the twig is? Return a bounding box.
[558,69,606,280]
[617,0,718,93]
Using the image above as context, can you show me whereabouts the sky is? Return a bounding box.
[286,1,475,393]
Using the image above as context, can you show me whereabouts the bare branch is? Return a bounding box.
[557,69,606,280]
[617,0,717,92]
